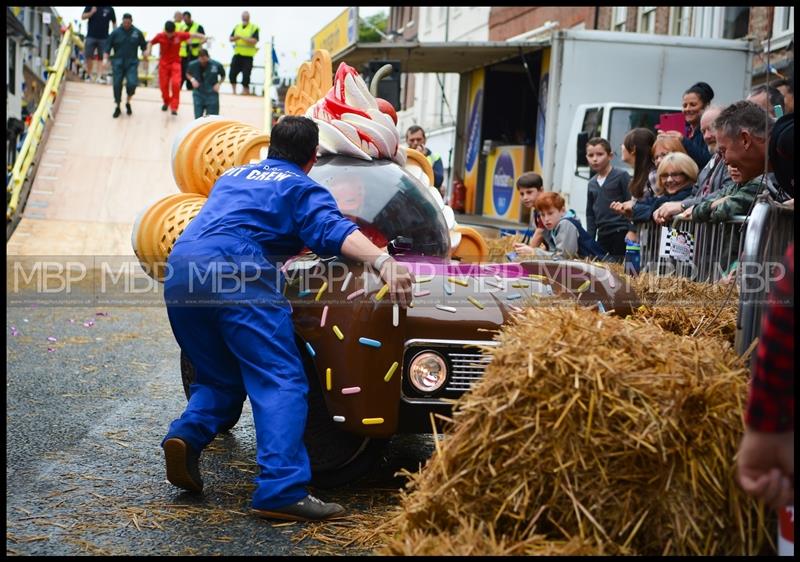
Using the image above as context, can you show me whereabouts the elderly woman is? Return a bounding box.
[610,130,686,219]
[631,152,698,223]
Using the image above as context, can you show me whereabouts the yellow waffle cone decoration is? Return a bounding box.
[285,50,333,116]
[172,118,270,196]
[132,193,207,281]
[404,147,435,187]
[451,225,488,263]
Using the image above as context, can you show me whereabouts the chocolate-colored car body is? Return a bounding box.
[284,155,639,438]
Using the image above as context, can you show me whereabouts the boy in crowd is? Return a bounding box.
[584,137,632,260]
[525,192,608,260]
[513,172,548,253]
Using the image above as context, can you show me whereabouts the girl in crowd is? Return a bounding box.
[609,128,656,243]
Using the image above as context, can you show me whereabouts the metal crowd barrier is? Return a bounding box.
[637,215,747,283]
[735,194,795,357]
[635,194,794,357]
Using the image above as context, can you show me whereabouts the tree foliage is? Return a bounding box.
[358,12,387,43]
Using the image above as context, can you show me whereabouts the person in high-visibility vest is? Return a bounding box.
[179,11,205,91]
[405,125,444,194]
[173,10,185,31]
[229,11,259,95]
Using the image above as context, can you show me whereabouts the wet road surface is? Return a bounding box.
[7,302,434,555]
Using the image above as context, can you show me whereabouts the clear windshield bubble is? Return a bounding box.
[309,155,451,258]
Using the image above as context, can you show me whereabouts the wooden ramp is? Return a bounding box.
[7,81,265,256]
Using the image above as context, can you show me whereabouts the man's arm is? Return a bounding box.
[737,243,794,509]
[340,230,414,308]
[585,184,596,239]
[102,29,113,56]
[109,7,116,30]
[81,6,95,20]
[708,178,761,222]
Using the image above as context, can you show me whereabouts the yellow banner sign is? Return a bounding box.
[311,7,358,57]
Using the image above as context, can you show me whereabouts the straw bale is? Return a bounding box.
[485,234,522,263]
[376,306,770,555]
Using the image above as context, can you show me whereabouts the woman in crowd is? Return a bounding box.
[631,152,698,223]
[680,81,715,169]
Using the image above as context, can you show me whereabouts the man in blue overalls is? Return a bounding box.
[162,116,414,521]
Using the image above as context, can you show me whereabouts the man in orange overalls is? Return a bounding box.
[144,20,206,115]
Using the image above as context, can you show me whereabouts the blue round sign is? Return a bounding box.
[465,89,482,172]
[492,152,515,216]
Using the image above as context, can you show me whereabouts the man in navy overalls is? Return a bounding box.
[162,116,414,521]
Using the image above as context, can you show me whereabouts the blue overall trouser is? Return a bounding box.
[112,58,139,104]
[191,90,220,119]
[162,233,310,510]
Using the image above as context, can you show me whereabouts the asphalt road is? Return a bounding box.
[6,300,434,555]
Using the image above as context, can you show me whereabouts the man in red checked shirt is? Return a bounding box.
[737,242,794,511]
[143,20,207,115]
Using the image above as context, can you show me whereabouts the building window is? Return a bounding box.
[669,7,692,36]
[612,7,627,32]
[773,6,794,38]
[764,6,794,51]
[722,7,749,39]
[638,7,656,34]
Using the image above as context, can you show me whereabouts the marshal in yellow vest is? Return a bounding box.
[232,22,259,57]
[179,21,202,58]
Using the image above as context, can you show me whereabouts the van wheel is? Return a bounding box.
[180,346,388,487]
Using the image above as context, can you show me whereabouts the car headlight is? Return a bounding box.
[408,351,448,394]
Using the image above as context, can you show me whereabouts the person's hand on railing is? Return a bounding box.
[652,201,685,225]
[677,206,694,220]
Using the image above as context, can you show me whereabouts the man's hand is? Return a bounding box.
[229,35,238,43]
[190,77,200,89]
[212,83,220,93]
[737,429,794,510]
[378,259,414,308]
[102,55,110,71]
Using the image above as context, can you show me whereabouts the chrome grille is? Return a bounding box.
[444,350,493,392]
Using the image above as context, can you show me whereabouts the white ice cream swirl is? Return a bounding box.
[306,62,406,166]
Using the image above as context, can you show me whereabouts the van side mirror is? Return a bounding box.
[576,132,589,168]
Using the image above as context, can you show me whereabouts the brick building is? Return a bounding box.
[489,6,794,87]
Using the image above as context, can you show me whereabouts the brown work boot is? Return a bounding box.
[163,437,203,492]
[252,494,345,522]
